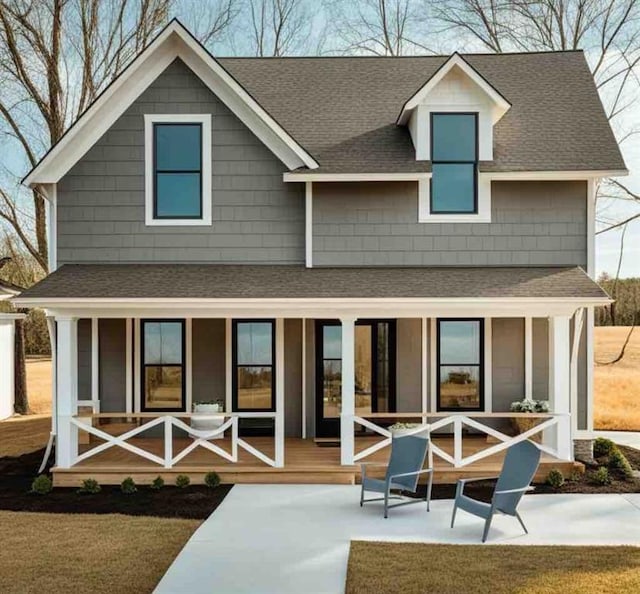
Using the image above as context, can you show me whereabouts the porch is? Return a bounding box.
[50,411,579,487]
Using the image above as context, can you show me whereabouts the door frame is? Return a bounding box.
[314,319,396,438]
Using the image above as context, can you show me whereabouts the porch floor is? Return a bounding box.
[52,435,581,487]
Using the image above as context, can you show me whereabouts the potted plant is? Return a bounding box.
[191,399,225,437]
[509,398,549,443]
[388,422,428,437]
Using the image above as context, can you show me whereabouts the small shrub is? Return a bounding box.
[590,467,611,486]
[608,448,634,479]
[120,477,137,494]
[150,476,165,490]
[78,478,101,494]
[546,468,565,489]
[594,437,616,458]
[176,474,190,488]
[204,471,220,489]
[30,474,53,495]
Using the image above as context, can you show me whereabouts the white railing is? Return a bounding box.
[67,412,282,469]
[351,412,571,466]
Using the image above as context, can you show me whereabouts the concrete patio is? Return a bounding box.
[155,485,640,594]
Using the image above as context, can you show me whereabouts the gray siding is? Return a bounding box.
[284,319,303,438]
[98,319,127,412]
[313,180,587,266]
[492,318,525,414]
[532,318,549,399]
[192,319,225,406]
[304,319,316,439]
[57,59,305,265]
[77,319,92,401]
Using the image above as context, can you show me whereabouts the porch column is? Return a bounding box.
[548,315,572,460]
[56,317,79,468]
[340,316,356,465]
[275,318,285,467]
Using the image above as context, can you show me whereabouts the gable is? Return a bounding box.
[24,20,317,188]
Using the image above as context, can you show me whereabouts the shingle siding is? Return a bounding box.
[57,59,305,265]
[312,180,587,267]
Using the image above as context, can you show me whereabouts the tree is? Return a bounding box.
[325,0,434,55]
[0,0,172,274]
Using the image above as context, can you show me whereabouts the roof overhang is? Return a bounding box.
[396,53,511,126]
[23,19,317,190]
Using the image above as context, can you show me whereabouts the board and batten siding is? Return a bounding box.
[312,180,587,266]
[56,58,305,265]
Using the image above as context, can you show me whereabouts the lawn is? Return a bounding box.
[25,356,52,414]
[346,541,640,594]
[0,511,199,594]
[594,326,640,431]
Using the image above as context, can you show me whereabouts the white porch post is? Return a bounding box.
[548,315,572,460]
[275,318,285,467]
[340,316,356,465]
[91,318,100,413]
[56,317,79,468]
[524,317,533,401]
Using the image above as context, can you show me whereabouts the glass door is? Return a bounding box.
[315,320,396,438]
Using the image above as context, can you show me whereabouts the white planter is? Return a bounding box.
[191,404,224,439]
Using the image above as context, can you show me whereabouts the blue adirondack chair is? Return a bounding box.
[360,434,433,518]
[451,439,542,542]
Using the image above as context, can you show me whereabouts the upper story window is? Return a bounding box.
[144,114,212,226]
[430,113,478,214]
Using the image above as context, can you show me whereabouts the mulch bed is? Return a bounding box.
[0,448,231,519]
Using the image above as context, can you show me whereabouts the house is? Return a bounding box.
[0,276,24,420]
[14,20,626,486]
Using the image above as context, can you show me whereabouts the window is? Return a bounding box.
[144,114,211,226]
[437,319,483,411]
[430,113,478,214]
[232,320,275,411]
[141,320,185,411]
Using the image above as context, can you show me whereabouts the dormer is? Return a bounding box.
[397,53,511,162]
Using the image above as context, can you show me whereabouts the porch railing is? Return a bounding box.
[350,412,572,466]
[64,412,283,469]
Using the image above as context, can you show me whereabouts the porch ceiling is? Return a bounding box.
[16,264,607,301]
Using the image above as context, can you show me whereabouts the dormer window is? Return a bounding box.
[430,113,477,214]
[144,114,212,226]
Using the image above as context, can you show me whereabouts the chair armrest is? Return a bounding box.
[389,468,433,481]
[494,486,535,495]
[456,476,499,497]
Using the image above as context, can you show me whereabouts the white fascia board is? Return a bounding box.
[24,20,316,190]
[283,172,431,182]
[485,170,629,180]
[397,53,511,125]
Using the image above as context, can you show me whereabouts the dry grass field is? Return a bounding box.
[25,357,52,415]
[594,326,640,431]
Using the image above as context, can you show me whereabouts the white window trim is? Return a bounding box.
[144,113,212,226]
[418,175,491,223]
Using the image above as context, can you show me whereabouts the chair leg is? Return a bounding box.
[360,484,364,507]
[450,501,458,528]
[426,472,433,512]
[384,488,390,518]
[515,511,528,535]
[481,514,494,543]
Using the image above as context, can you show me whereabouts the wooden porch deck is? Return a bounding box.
[52,435,582,487]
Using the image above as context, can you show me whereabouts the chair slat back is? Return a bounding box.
[493,440,541,514]
[385,435,429,492]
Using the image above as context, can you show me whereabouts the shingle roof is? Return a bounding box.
[219,52,625,174]
[16,264,608,301]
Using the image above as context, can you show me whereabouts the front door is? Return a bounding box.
[315,320,396,438]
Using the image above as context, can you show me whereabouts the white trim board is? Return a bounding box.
[24,19,317,189]
[144,114,212,226]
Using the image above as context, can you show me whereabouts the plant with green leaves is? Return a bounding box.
[590,467,611,486]
[594,437,616,458]
[608,448,633,479]
[204,471,220,489]
[78,478,101,494]
[30,474,52,495]
[546,468,565,489]
[120,477,137,494]
[176,474,190,488]
[150,476,164,490]
[509,399,549,413]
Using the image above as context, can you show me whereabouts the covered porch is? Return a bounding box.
[13,264,609,485]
